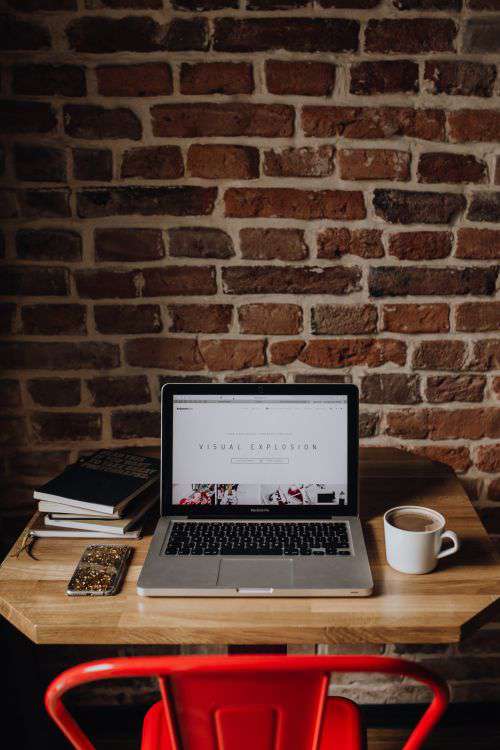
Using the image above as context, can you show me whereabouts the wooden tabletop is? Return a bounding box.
[1,448,499,646]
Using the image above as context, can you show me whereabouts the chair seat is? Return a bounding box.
[141,696,364,750]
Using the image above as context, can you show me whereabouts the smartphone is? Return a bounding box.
[67,544,132,596]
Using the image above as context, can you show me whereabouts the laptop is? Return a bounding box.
[138,383,373,597]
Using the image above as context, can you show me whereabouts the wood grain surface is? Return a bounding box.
[1,448,499,645]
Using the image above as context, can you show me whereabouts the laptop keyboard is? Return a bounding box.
[164,521,351,556]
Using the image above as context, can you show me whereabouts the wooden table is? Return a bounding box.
[1,448,499,646]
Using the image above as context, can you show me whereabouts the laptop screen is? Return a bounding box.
[171,394,349,510]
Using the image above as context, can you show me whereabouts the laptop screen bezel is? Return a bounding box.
[161,383,359,519]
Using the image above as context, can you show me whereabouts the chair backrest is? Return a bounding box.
[45,654,449,750]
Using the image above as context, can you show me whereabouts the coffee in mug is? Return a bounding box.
[384,505,459,575]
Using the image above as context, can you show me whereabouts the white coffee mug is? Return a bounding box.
[384,505,460,575]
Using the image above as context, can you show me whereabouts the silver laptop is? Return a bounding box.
[138,383,373,597]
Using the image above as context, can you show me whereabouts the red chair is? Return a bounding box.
[45,654,449,750]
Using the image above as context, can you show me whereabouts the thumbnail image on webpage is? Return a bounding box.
[173,483,347,507]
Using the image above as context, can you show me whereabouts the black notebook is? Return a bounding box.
[34,450,160,516]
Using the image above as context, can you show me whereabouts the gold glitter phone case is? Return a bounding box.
[67,545,132,596]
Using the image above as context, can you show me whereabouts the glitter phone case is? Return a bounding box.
[67,545,132,596]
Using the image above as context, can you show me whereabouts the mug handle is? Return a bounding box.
[437,530,460,559]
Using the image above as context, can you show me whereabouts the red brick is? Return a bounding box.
[388,232,452,260]
[181,62,253,95]
[426,375,486,403]
[95,228,165,262]
[409,445,472,474]
[467,192,500,222]
[418,152,487,184]
[413,340,467,370]
[457,229,500,260]
[111,410,159,440]
[456,302,500,332]
[225,188,365,220]
[173,0,237,7]
[213,18,359,53]
[448,110,500,142]
[269,340,305,366]
[361,374,421,404]
[302,106,445,141]
[19,189,70,219]
[151,103,293,138]
[87,0,162,6]
[312,305,377,335]
[67,16,208,53]
[373,189,465,224]
[386,410,428,439]
[240,228,308,261]
[143,266,217,296]
[169,228,234,259]
[338,149,410,181]
[64,104,141,140]
[359,412,380,438]
[32,412,101,443]
[423,61,496,98]
[222,266,361,295]
[294,374,350,384]
[14,144,66,183]
[0,14,50,51]
[21,304,86,335]
[266,60,335,96]
[0,101,56,134]
[382,304,450,333]
[365,19,456,54]
[168,304,233,334]
[0,304,16,335]
[7,0,76,7]
[264,146,334,178]
[0,379,21,408]
[299,339,406,369]
[464,18,500,53]
[476,444,500,473]
[393,0,461,8]
[16,229,82,262]
[472,340,500,371]
[350,61,418,95]
[88,376,151,407]
[1,266,68,297]
[126,338,203,371]
[0,416,27,447]
[77,187,216,218]
[429,408,500,440]
[370,267,496,296]
[97,63,172,97]
[27,379,80,407]
[121,146,184,180]
[0,190,18,219]
[94,305,162,334]
[76,270,139,299]
[0,341,120,370]
[199,339,266,371]
[187,145,259,180]
[12,64,85,97]
[318,228,384,260]
[239,304,302,335]
[225,373,286,384]
[73,149,112,182]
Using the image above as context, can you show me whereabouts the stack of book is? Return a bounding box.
[30,449,160,539]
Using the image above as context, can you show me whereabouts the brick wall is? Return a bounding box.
[1,0,499,704]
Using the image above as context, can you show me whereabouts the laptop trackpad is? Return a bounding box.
[218,559,292,589]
